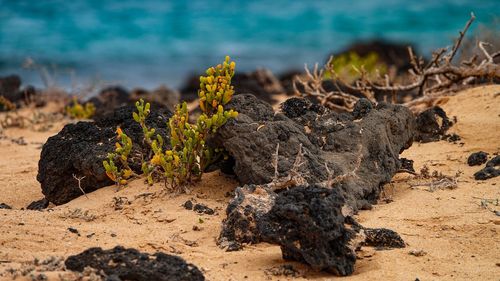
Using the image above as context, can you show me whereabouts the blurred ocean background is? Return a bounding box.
[0,0,498,89]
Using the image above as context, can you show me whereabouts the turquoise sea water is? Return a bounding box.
[0,0,498,89]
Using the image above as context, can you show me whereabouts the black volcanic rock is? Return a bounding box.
[65,246,204,281]
[0,203,12,209]
[218,184,405,275]
[0,74,40,109]
[363,228,405,248]
[232,69,285,104]
[467,151,489,166]
[88,86,179,119]
[88,86,131,117]
[26,198,49,210]
[474,155,500,180]
[37,105,172,205]
[0,75,21,101]
[414,106,452,143]
[215,94,413,274]
[260,186,356,276]
[215,94,415,209]
[180,69,285,105]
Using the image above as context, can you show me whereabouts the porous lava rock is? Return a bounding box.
[0,75,21,98]
[467,151,489,166]
[130,86,179,112]
[65,246,204,281]
[88,86,179,119]
[26,198,49,210]
[352,98,374,119]
[193,203,215,215]
[218,185,278,251]
[37,105,172,205]
[362,228,405,248]
[414,106,452,143]
[180,69,285,104]
[218,184,405,275]
[215,94,415,209]
[0,74,39,109]
[400,158,415,173]
[88,86,130,117]
[232,69,285,104]
[216,94,412,274]
[260,186,357,276]
[0,203,12,209]
[474,155,500,180]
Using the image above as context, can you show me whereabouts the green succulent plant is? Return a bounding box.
[0,96,16,111]
[103,56,238,190]
[103,127,134,186]
[65,97,95,119]
[325,52,387,83]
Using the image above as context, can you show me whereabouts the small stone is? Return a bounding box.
[409,249,427,257]
[26,198,49,210]
[0,203,12,209]
[68,227,80,236]
[467,151,488,166]
[65,246,205,281]
[183,200,193,210]
[193,203,214,215]
[352,98,373,119]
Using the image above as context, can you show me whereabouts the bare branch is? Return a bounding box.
[72,174,89,199]
[320,144,363,188]
[447,12,476,63]
[479,41,493,63]
[268,144,308,191]
[294,13,497,112]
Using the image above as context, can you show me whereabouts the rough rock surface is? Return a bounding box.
[182,200,215,215]
[400,158,415,173]
[193,203,215,215]
[26,198,49,210]
[179,69,285,104]
[0,74,21,103]
[218,185,278,251]
[130,86,179,111]
[88,86,130,118]
[215,94,415,209]
[362,228,406,248]
[0,74,39,109]
[467,151,489,166]
[414,106,452,143]
[216,94,412,274]
[218,184,405,275]
[65,246,204,281]
[352,98,374,119]
[37,105,172,205]
[89,86,179,119]
[232,69,285,104]
[474,155,500,180]
[260,186,357,276]
[0,203,12,209]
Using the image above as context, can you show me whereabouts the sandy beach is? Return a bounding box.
[0,85,498,280]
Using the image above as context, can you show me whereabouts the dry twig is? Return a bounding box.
[293,13,499,112]
[269,144,308,190]
[320,144,363,188]
[72,174,89,199]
